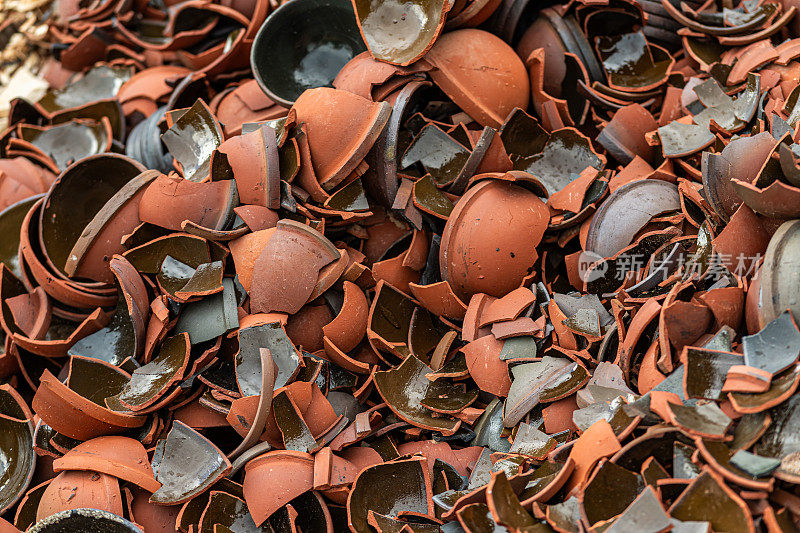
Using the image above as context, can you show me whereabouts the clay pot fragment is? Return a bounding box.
[107,333,190,412]
[29,509,142,533]
[10,0,800,530]
[216,125,280,209]
[401,125,471,188]
[160,99,223,183]
[504,356,589,427]
[352,0,447,66]
[596,104,658,165]
[374,355,463,434]
[761,220,800,326]
[669,469,754,533]
[236,322,300,395]
[243,450,314,525]
[595,31,674,93]
[323,281,368,353]
[39,153,146,283]
[347,456,433,533]
[19,120,112,172]
[291,88,390,191]
[36,471,123,521]
[426,29,529,128]
[52,436,160,493]
[462,334,511,397]
[139,174,238,232]
[67,255,148,366]
[32,356,146,440]
[249,220,341,315]
[0,385,35,514]
[0,195,43,279]
[198,491,265,532]
[585,179,681,259]
[149,421,232,505]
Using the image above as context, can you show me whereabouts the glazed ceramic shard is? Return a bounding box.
[28,508,143,533]
[584,179,681,259]
[20,121,111,171]
[683,347,743,400]
[604,487,671,533]
[149,421,231,505]
[351,0,448,66]
[657,121,715,158]
[692,74,759,133]
[347,457,433,533]
[729,450,780,477]
[236,322,301,396]
[508,423,556,458]
[668,470,752,533]
[374,355,462,434]
[486,471,537,528]
[198,491,267,532]
[0,385,34,513]
[250,0,366,105]
[39,154,146,280]
[161,99,223,183]
[504,357,581,427]
[595,31,673,92]
[401,125,470,187]
[742,311,800,375]
[581,460,644,526]
[110,333,190,411]
[38,65,133,112]
[174,277,239,344]
[32,356,146,441]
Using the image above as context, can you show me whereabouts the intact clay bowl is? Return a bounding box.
[20,198,118,313]
[38,153,146,283]
[440,178,549,300]
[250,0,367,107]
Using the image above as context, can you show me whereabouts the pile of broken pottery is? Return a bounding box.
[3,0,800,530]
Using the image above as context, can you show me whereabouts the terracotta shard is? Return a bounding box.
[322,281,369,353]
[52,437,160,493]
[243,451,315,526]
[139,174,237,232]
[249,220,339,315]
[36,472,123,522]
[291,88,390,191]
[462,334,511,397]
[426,29,529,128]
